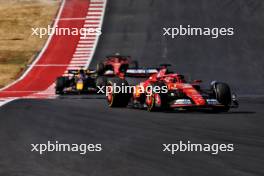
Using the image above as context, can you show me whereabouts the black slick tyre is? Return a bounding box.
[96,62,105,75]
[107,78,130,107]
[212,82,231,112]
[55,77,66,95]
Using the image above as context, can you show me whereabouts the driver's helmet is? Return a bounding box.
[79,69,85,74]
[77,68,86,78]
[177,75,186,83]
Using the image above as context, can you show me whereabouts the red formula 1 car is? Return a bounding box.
[94,54,140,88]
[106,65,239,112]
[96,54,138,77]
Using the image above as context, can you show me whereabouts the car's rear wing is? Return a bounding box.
[125,68,158,77]
[63,69,96,76]
[106,55,131,59]
[67,70,79,75]
[101,68,158,77]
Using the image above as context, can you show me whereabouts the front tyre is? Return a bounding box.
[145,82,168,112]
[96,62,105,75]
[212,82,231,112]
[55,77,66,95]
[107,78,131,107]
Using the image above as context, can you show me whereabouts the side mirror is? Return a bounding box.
[193,80,202,83]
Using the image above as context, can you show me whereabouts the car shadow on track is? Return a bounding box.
[162,110,256,114]
[221,111,256,114]
[57,95,106,100]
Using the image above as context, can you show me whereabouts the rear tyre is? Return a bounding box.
[145,82,169,112]
[212,82,231,112]
[55,77,66,95]
[107,78,131,107]
[96,62,105,75]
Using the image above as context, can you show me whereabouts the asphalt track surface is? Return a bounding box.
[1,0,264,176]
[0,96,263,176]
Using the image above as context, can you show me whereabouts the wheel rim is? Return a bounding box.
[145,93,152,106]
[145,93,155,111]
[107,86,113,105]
[154,94,162,107]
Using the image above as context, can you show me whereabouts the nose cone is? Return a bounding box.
[196,98,206,105]
[182,85,206,105]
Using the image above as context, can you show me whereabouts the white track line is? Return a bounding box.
[71,60,87,63]
[86,16,101,18]
[57,17,87,21]
[0,98,17,107]
[77,45,94,47]
[89,7,103,9]
[87,11,102,14]
[72,57,90,60]
[28,64,72,67]
[74,51,91,54]
[79,41,96,43]
[68,64,86,67]
[29,83,57,99]
[85,19,101,22]
[73,54,91,57]
[76,48,92,51]
[66,0,107,70]
[77,45,93,48]
[84,0,107,68]
[90,4,104,6]
[85,15,102,18]
[83,24,99,27]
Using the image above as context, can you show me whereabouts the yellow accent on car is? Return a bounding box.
[76,82,84,90]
